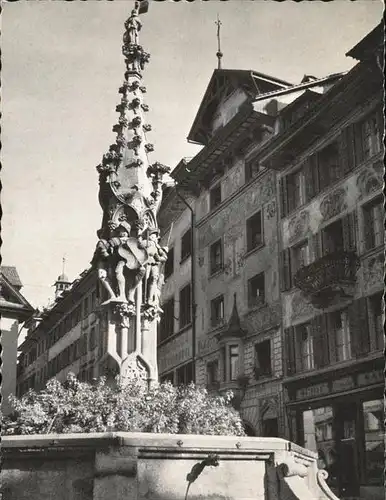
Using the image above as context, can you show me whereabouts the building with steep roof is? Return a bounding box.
[0,266,34,414]
[157,23,384,497]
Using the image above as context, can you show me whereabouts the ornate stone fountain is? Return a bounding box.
[91,0,170,386]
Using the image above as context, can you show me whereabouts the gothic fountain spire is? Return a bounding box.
[92,0,171,387]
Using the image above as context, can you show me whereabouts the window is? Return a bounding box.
[322,219,344,255]
[164,247,174,278]
[83,297,89,318]
[229,345,240,381]
[89,327,97,350]
[302,406,334,453]
[209,184,222,210]
[160,372,174,384]
[362,400,384,485]
[368,293,384,350]
[287,169,305,212]
[248,273,265,307]
[331,310,351,362]
[318,142,341,190]
[176,362,193,385]
[210,239,223,275]
[206,360,219,388]
[159,298,174,342]
[296,323,314,371]
[29,347,37,364]
[246,211,263,252]
[254,340,271,378]
[291,240,310,275]
[363,198,384,251]
[245,158,263,182]
[181,229,192,262]
[361,114,382,160]
[179,284,191,329]
[210,295,224,327]
[91,290,97,310]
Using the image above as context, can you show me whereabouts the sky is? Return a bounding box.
[1,0,383,309]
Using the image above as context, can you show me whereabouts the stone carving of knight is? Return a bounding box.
[92,220,147,304]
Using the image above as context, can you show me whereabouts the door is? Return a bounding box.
[334,403,360,497]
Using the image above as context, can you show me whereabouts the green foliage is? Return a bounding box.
[2,373,245,437]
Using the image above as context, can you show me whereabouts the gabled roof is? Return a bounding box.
[0,272,34,319]
[0,266,23,289]
[187,69,292,146]
[346,22,384,61]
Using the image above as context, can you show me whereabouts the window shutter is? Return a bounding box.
[339,125,356,175]
[342,211,358,251]
[320,228,330,256]
[375,108,384,149]
[353,121,364,166]
[280,248,292,291]
[326,313,337,364]
[311,314,329,368]
[348,298,370,357]
[304,156,319,201]
[284,327,296,375]
[311,232,322,261]
[279,177,288,218]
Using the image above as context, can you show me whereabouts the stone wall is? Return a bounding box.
[1,432,340,500]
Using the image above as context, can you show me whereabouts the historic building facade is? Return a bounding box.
[255,23,384,500]
[16,269,101,396]
[0,266,34,414]
[156,69,341,437]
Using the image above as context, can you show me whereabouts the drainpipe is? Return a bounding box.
[175,188,196,384]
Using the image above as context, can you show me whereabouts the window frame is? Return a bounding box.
[229,344,240,381]
[210,294,224,328]
[248,272,266,308]
[209,239,223,275]
[246,210,264,253]
[159,297,175,342]
[362,197,384,252]
[254,339,272,379]
[209,183,222,211]
[180,229,192,263]
[179,284,191,330]
[164,247,174,279]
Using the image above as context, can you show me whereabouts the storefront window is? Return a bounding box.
[302,406,334,454]
[363,399,384,485]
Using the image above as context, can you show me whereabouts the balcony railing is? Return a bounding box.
[294,251,360,300]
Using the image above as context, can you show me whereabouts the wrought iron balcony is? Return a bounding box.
[294,251,360,307]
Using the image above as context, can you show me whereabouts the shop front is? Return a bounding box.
[284,359,384,500]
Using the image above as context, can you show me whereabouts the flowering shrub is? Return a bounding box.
[2,373,245,437]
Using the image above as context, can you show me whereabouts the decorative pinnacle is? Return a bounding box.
[215,14,223,69]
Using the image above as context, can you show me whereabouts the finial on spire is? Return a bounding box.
[62,256,66,276]
[215,14,223,69]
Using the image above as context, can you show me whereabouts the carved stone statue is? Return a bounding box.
[92,221,148,304]
[125,7,142,46]
[138,228,168,309]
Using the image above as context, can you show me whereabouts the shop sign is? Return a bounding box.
[158,331,192,373]
[331,376,354,393]
[357,370,383,387]
[296,383,329,401]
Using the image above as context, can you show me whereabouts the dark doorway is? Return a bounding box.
[262,418,279,437]
[334,403,360,497]
[243,422,256,436]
